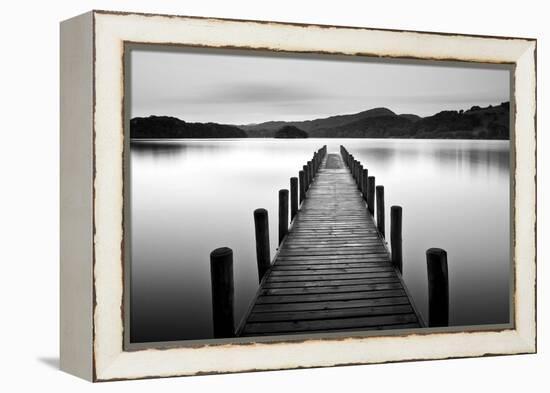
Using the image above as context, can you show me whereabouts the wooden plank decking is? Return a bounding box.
[238,152,423,336]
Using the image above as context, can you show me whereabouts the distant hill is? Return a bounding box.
[130,102,510,140]
[240,107,396,136]
[308,114,412,138]
[399,114,422,122]
[274,125,308,138]
[130,116,247,138]
[411,102,510,139]
[242,103,510,139]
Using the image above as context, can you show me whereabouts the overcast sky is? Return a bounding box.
[130,47,510,125]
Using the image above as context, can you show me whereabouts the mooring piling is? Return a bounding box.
[290,177,298,220]
[376,185,385,237]
[253,208,271,282]
[427,248,449,327]
[210,247,235,338]
[299,170,306,203]
[362,168,369,198]
[391,206,403,273]
[367,176,375,215]
[278,189,289,244]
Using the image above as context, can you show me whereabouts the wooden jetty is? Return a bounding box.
[210,146,447,338]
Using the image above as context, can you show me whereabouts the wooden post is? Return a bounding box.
[376,186,385,237]
[303,165,309,190]
[314,152,319,172]
[308,160,313,181]
[357,164,363,187]
[299,170,306,203]
[290,177,298,220]
[279,189,289,244]
[253,208,271,282]
[367,176,375,215]
[318,151,322,169]
[361,169,369,198]
[427,248,449,327]
[390,206,403,273]
[210,247,234,338]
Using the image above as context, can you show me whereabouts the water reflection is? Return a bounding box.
[130,138,510,342]
[131,139,240,161]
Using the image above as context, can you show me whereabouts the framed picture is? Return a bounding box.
[60,10,537,381]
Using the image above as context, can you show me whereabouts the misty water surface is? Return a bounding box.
[130,138,510,342]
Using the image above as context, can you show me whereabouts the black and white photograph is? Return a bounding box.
[2,0,544,387]
[127,46,512,343]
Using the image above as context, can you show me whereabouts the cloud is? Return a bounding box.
[130,47,510,124]
[142,82,323,106]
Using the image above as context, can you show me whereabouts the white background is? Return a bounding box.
[0,0,546,391]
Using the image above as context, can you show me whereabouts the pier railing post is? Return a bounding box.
[317,153,321,171]
[279,189,289,244]
[290,177,298,220]
[311,152,317,174]
[315,147,321,171]
[390,206,403,273]
[303,165,309,191]
[253,208,271,282]
[210,247,235,338]
[376,185,385,237]
[311,152,317,173]
[308,160,313,181]
[299,170,306,203]
[357,164,363,187]
[426,248,449,327]
[361,169,368,198]
[367,176,375,215]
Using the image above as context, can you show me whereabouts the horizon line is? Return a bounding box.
[131,100,510,126]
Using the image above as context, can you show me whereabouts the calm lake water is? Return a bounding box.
[130,138,510,342]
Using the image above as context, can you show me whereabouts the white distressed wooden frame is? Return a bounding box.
[60,10,536,382]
